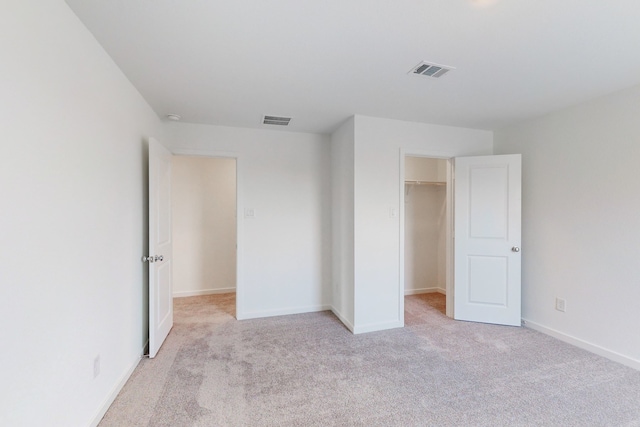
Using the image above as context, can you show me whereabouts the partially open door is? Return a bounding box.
[147,138,173,357]
[454,154,521,326]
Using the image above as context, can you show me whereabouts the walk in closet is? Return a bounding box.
[404,157,448,295]
[171,156,237,297]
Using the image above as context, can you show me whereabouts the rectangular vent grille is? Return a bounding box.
[263,115,291,126]
[409,61,454,79]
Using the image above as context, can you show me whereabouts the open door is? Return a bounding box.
[147,138,173,357]
[454,154,521,326]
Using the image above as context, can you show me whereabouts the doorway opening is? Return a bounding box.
[402,155,453,320]
[171,155,237,315]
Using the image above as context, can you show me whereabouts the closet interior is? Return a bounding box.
[404,156,448,297]
[171,156,237,298]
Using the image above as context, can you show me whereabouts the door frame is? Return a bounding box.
[399,149,455,320]
[170,148,243,319]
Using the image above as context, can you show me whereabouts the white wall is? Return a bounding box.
[353,115,493,333]
[172,156,236,297]
[494,85,640,369]
[0,1,164,426]
[405,157,447,183]
[330,118,356,330]
[164,123,332,319]
[404,158,447,294]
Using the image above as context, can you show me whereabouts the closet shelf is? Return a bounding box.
[405,180,446,186]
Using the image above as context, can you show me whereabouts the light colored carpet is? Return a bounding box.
[99,293,640,426]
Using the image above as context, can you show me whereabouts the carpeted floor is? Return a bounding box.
[99,293,640,426]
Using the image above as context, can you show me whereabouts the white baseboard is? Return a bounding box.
[353,319,404,335]
[173,287,236,298]
[330,308,404,335]
[237,304,331,320]
[89,351,143,427]
[523,319,640,371]
[405,287,446,296]
[330,306,355,333]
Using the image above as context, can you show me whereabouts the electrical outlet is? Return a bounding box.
[555,298,566,312]
[93,355,100,379]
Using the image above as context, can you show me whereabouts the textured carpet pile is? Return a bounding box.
[99,293,640,426]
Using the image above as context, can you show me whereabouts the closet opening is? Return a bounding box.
[171,155,237,315]
[402,155,453,320]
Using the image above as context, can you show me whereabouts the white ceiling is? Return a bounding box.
[65,0,640,134]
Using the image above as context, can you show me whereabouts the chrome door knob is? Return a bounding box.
[511,247,520,252]
[142,255,155,263]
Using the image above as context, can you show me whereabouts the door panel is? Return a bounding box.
[468,255,508,305]
[454,154,521,326]
[148,138,173,358]
[469,166,509,239]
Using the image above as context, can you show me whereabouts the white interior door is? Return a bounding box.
[148,138,173,357]
[454,154,521,326]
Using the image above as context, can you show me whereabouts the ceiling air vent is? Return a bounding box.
[409,61,454,79]
[262,115,291,126]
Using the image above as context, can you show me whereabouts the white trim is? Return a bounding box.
[173,288,236,298]
[404,287,446,295]
[523,319,640,371]
[237,304,331,320]
[444,159,454,318]
[89,353,142,427]
[353,320,403,335]
[331,307,355,333]
[235,156,244,321]
[398,149,406,328]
